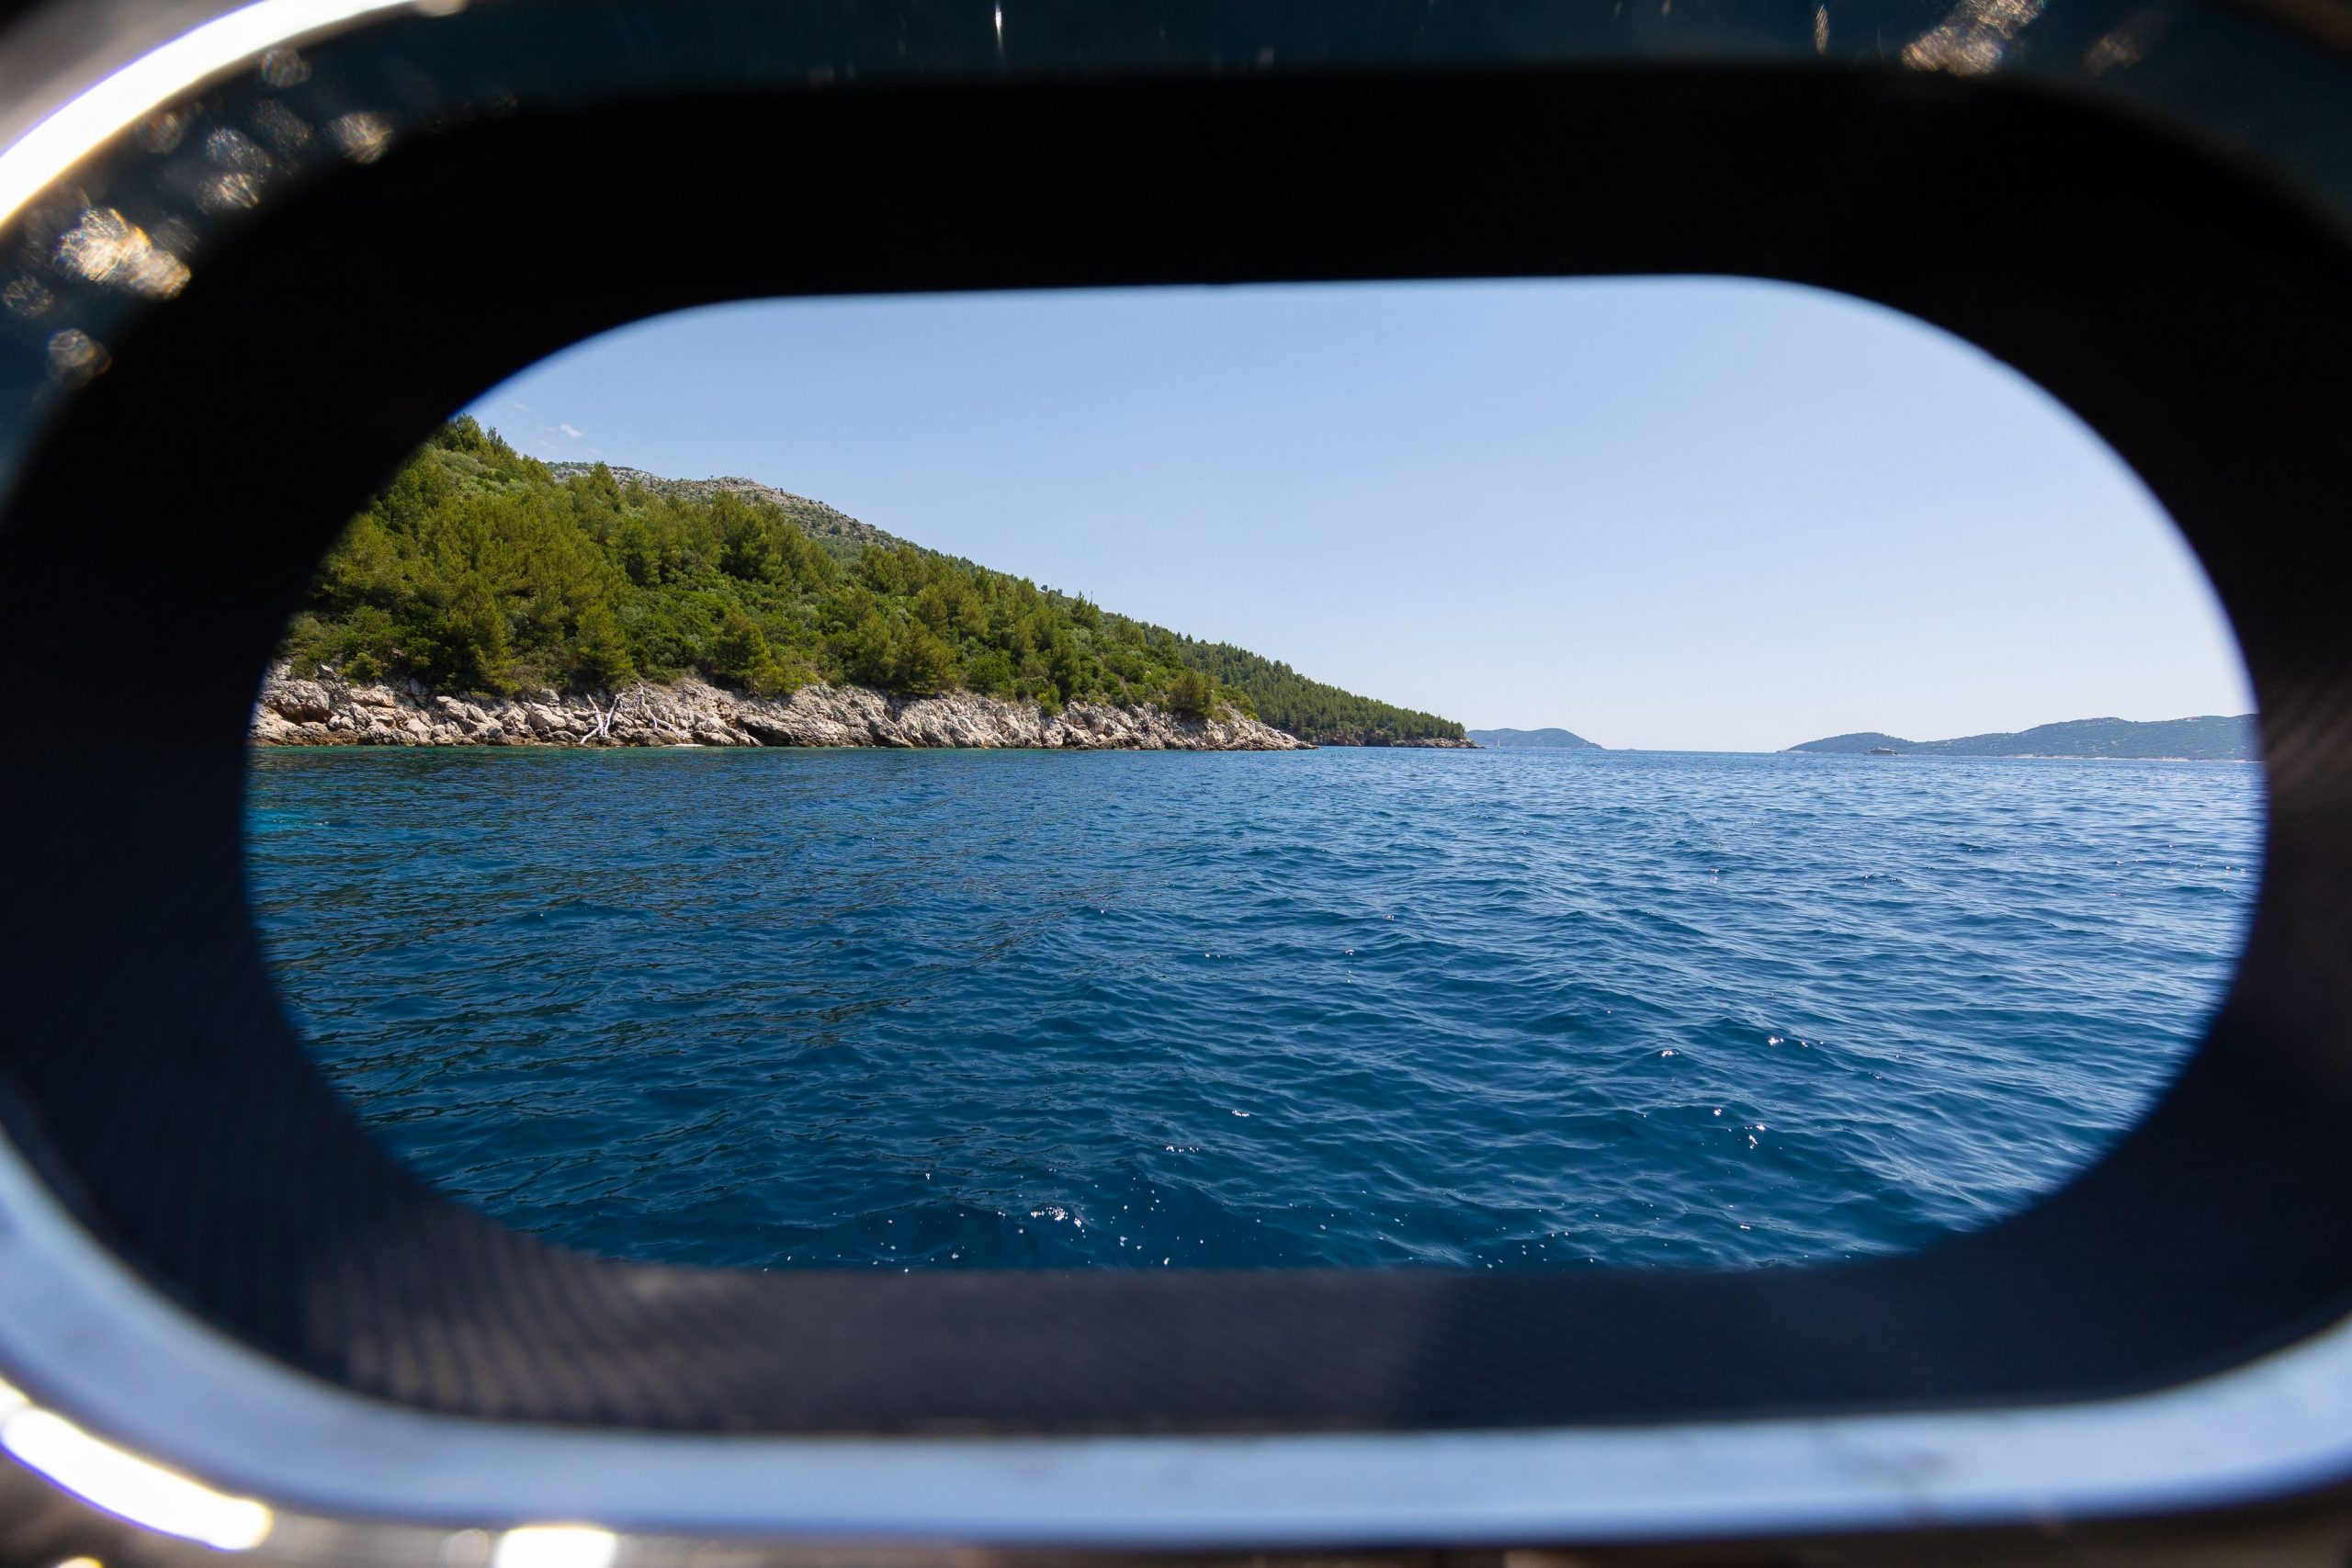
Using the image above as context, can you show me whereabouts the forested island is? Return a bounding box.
[1788,715,2257,761]
[258,420,1468,750]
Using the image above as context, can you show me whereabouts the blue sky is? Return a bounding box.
[469,278,2252,752]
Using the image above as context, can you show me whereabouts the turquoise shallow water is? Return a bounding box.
[244,747,2263,1270]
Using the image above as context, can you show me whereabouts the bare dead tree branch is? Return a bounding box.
[586,685,643,743]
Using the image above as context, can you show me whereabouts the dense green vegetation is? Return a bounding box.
[280,420,1466,743]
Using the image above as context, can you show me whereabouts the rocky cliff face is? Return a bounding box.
[251,668,1313,751]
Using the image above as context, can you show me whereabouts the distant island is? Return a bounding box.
[1467,727,1602,750]
[254,420,1469,751]
[1787,715,2257,761]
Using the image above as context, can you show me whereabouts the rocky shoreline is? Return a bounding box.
[250,667,1317,751]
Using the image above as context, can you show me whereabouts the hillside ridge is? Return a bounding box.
[275,421,1466,747]
[546,462,906,560]
[1468,727,1601,750]
[1789,715,2256,761]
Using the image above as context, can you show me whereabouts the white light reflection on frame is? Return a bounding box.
[0,0,426,231]
[0,1376,271,1549]
[492,1525,620,1568]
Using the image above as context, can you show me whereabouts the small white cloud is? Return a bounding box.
[560,423,583,439]
[507,400,530,412]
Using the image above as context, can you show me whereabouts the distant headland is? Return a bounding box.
[255,420,1469,751]
[1467,727,1602,750]
[1787,715,2256,761]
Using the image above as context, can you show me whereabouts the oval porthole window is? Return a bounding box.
[243,277,2263,1271]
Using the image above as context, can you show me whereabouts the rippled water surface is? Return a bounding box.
[245,748,2262,1269]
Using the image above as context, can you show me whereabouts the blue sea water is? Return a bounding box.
[243,748,2263,1271]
